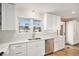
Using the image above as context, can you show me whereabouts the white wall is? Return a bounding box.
[16,7,44,20]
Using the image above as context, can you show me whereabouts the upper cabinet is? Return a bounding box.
[0,3,15,30]
[43,13,61,32]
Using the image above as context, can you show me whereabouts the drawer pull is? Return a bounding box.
[16,52,23,54]
[15,46,22,47]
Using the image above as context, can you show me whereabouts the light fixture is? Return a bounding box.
[72,11,76,14]
[31,10,36,18]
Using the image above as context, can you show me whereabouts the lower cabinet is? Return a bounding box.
[9,40,45,56]
[27,40,45,56]
[54,37,65,52]
[9,37,65,56]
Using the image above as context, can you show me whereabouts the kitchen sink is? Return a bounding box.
[28,38,41,40]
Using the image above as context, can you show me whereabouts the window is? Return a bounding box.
[18,17,42,33]
[33,20,41,32]
[19,17,30,32]
[60,25,63,35]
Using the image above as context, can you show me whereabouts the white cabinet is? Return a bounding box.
[9,40,45,56]
[47,14,57,31]
[66,20,79,45]
[9,42,27,56]
[54,37,65,52]
[27,40,45,56]
[0,3,15,30]
[43,13,61,32]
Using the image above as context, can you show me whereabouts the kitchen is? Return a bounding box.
[0,3,79,56]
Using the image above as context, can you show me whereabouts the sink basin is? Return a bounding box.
[28,38,41,40]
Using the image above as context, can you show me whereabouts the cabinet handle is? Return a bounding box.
[16,52,23,54]
[15,45,22,47]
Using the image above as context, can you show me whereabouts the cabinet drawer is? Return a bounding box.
[28,40,45,47]
[11,51,26,56]
[27,46,36,56]
[9,42,26,48]
[9,42,27,56]
[27,40,45,56]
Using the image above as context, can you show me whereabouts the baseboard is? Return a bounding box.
[44,52,53,56]
[44,48,65,56]
[65,43,79,46]
[73,43,79,46]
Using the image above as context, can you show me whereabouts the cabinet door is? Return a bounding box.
[2,3,15,30]
[47,14,57,31]
[74,22,79,44]
[27,42,37,56]
[35,40,45,56]
[54,37,65,52]
[46,14,61,32]
[27,40,45,56]
[59,37,65,49]
[54,38,60,51]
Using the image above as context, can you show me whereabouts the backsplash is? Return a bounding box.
[0,31,32,44]
[0,30,57,44]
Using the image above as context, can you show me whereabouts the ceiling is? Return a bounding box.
[16,3,79,18]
